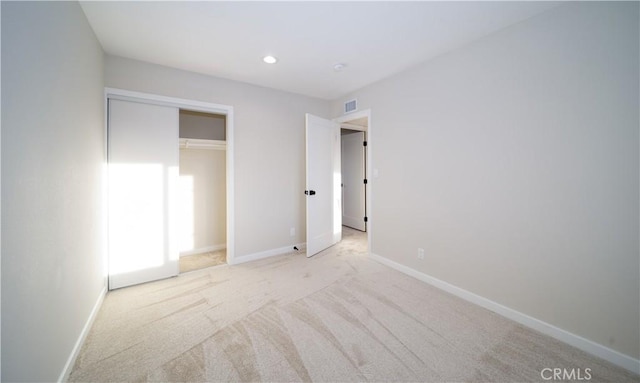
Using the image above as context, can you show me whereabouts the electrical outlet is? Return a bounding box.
[417,248,425,260]
[290,227,296,237]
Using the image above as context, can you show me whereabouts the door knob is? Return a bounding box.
[305,190,316,195]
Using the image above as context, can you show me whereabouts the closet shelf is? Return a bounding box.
[179,138,226,150]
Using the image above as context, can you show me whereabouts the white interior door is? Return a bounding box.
[342,131,366,231]
[108,99,179,289]
[305,113,341,257]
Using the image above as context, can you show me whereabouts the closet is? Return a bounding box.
[178,110,227,273]
[107,89,233,290]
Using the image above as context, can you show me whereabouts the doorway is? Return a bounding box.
[304,110,371,258]
[178,110,227,273]
[341,128,366,232]
[336,110,371,254]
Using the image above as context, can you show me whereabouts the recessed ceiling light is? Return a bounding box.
[263,55,278,64]
[334,63,347,71]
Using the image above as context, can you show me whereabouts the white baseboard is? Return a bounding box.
[368,252,640,375]
[180,244,226,257]
[58,286,107,382]
[231,243,305,265]
[343,216,365,231]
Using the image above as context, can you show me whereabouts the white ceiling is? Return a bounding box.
[80,1,561,100]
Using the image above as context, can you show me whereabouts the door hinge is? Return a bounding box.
[364,216,368,222]
[363,179,368,184]
[363,141,368,147]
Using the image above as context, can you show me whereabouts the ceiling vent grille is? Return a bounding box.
[344,99,357,114]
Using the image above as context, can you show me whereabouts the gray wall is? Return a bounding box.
[1,2,106,381]
[106,55,330,258]
[179,110,226,140]
[332,2,640,360]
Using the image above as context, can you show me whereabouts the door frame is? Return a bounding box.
[104,88,236,270]
[333,109,372,254]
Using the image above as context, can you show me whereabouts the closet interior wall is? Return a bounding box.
[178,110,227,257]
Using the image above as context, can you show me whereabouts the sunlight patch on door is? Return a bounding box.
[167,166,180,261]
[109,163,164,275]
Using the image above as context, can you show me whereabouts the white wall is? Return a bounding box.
[1,2,105,381]
[179,148,226,253]
[106,56,330,258]
[332,2,639,361]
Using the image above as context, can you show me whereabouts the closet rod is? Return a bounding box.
[179,138,226,150]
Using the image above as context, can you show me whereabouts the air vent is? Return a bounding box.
[344,99,357,114]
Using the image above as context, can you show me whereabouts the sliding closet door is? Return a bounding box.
[108,99,179,289]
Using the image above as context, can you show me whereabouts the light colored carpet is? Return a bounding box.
[180,250,227,273]
[70,227,638,382]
